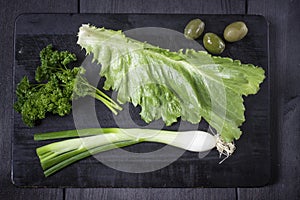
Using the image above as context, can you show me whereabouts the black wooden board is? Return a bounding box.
[12,14,270,188]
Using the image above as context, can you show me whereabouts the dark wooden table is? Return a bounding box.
[1,0,299,199]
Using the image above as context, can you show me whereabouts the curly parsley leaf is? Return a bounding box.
[14,45,121,127]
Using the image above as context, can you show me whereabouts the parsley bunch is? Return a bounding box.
[14,45,121,127]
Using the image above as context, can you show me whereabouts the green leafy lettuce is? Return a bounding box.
[77,24,265,142]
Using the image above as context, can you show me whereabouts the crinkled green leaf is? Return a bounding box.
[14,45,122,127]
[15,45,82,127]
[77,25,265,142]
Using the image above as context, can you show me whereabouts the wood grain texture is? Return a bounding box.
[13,14,269,188]
[2,0,298,199]
[238,0,300,199]
[239,97,300,200]
[66,0,246,199]
[285,0,300,100]
[66,188,236,200]
[0,0,77,199]
[80,0,245,14]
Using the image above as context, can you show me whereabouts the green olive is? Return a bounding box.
[223,21,248,42]
[184,18,205,39]
[203,33,225,54]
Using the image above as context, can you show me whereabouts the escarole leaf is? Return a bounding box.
[77,24,265,142]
